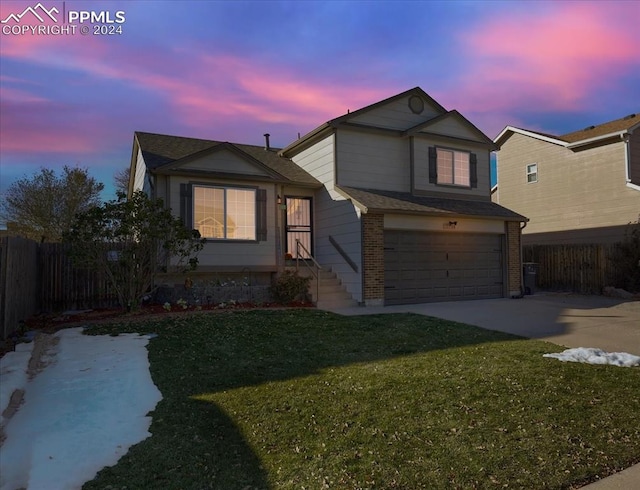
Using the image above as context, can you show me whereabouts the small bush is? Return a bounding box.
[269,270,311,304]
[610,217,640,292]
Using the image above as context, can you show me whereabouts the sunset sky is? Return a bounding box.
[1,0,639,206]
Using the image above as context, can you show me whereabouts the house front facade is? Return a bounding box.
[129,132,322,300]
[493,114,640,245]
[130,87,527,306]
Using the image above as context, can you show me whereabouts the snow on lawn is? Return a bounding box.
[0,341,33,427]
[544,347,640,367]
[0,328,162,490]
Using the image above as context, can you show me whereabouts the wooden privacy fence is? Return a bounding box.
[40,242,121,312]
[1,237,120,339]
[522,244,620,294]
[0,237,40,340]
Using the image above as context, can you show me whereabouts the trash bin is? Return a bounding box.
[523,262,538,295]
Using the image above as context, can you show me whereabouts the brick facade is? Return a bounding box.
[506,220,523,296]
[362,213,384,306]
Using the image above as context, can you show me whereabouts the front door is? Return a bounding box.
[285,197,312,259]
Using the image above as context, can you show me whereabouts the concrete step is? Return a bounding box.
[316,298,359,309]
[311,289,353,302]
[308,267,357,309]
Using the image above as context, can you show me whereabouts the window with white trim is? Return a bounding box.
[526,163,538,183]
[193,185,256,240]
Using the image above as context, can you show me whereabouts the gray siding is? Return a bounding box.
[180,148,271,176]
[350,97,442,130]
[314,189,363,302]
[167,176,278,268]
[133,148,147,193]
[418,118,483,141]
[413,136,492,198]
[291,134,363,301]
[292,134,336,191]
[336,129,410,192]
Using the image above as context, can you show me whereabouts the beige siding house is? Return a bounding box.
[493,114,640,245]
[130,87,527,307]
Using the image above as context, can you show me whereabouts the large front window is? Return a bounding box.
[437,148,470,186]
[193,186,256,240]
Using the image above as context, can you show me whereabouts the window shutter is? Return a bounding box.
[428,146,437,183]
[470,153,478,188]
[180,183,193,229]
[256,189,267,241]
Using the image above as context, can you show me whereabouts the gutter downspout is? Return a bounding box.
[623,133,640,191]
[517,220,528,298]
[276,184,285,274]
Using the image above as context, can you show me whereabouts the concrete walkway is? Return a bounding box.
[325,293,640,489]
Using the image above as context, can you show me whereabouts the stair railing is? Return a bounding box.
[295,239,321,303]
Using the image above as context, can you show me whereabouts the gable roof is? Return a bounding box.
[336,186,527,222]
[404,110,496,148]
[330,86,447,125]
[134,132,320,186]
[280,87,449,156]
[494,113,639,149]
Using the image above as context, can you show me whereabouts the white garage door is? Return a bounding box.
[384,231,504,305]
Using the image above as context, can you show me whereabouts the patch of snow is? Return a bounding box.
[544,347,640,367]
[0,341,34,425]
[0,327,162,490]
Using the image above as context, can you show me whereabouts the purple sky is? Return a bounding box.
[1,0,639,207]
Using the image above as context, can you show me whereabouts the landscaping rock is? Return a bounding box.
[603,286,634,299]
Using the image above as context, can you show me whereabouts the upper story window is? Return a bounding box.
[429,146,478,188]
[526,163,538,183]
[437,148,470,186]
[193,185,256,240]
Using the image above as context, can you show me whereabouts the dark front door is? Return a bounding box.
[285,197,312,259]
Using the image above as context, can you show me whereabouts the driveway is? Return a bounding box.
[328,292,640,356]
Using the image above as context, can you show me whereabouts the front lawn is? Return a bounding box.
[83,309,640,489]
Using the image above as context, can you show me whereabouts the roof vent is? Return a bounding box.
[623,113,636,120]
[583,125,596,131]
[263,133,270,151]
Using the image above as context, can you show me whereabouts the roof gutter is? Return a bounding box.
[494,126,568,148]
[566,130,628,149]
[364,208,528,221]
[279,123,333,157]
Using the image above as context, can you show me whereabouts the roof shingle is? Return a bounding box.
[135,132,320,186]
[337,186,527,221]
[559,113,639,143]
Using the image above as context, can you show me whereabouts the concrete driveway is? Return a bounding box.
[328,292,640,356]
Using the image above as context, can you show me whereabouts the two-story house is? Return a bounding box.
[130,87,527,306]
[493,114,640,245]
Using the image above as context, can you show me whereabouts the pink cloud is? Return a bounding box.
[453,2,640,114]
[1,121,95,153]
[2,24,389,138]
[0,91,100,154]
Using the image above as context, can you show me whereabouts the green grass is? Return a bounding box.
[82,309,640,489]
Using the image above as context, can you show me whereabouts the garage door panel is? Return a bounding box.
[384,230,504,305]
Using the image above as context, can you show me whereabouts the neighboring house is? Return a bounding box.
[493,114,640,245]
[130,87,527,306]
